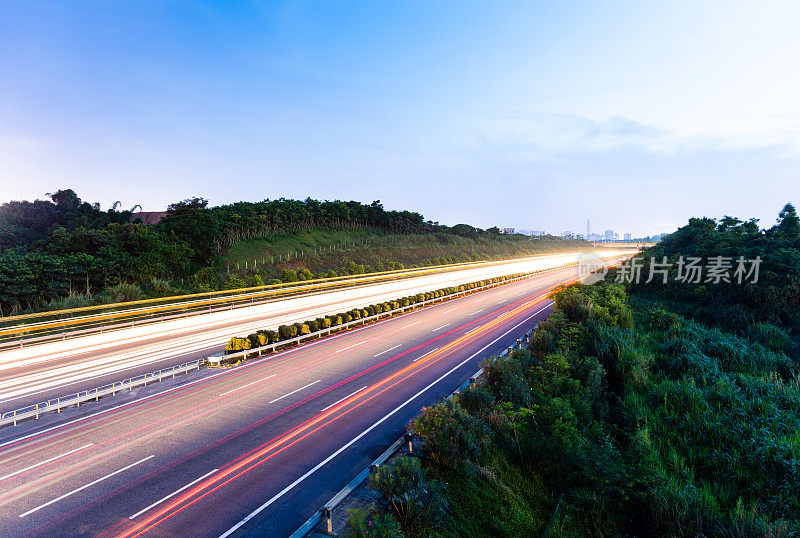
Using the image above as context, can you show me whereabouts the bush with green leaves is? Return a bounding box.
[369,457,447,532]
[247,332,266,348]
[346,508,403,538]
[277,324,296,340]
[223,272,527,357]
[225,337,251,353]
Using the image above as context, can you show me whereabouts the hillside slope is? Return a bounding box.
[221,227,588,282]
[0,190,588,315]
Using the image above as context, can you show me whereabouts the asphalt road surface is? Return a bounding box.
[0,267,573,537]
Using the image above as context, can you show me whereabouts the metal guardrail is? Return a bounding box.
[0,360,202,428]
[290,327,536,537]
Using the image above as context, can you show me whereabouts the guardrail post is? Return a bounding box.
[323,506,333,534]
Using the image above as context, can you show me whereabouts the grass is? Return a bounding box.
[221,227,591,278]
[222,228,387,265]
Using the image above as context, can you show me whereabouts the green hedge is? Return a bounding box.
[223,272,528,356]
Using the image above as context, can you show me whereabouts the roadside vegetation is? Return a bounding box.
[0,189,588,316]
[349,204,800,537]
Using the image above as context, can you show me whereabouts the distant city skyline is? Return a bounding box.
[2,2,800,236]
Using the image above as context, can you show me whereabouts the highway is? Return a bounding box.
[0,263,577,537]
[0,251,630,411]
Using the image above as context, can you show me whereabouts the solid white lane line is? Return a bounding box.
[128,468,219,519]
[432,324,450,332]
[219,374,276,397]
[269,380,321,404]
[320,386,368,412]
[400,320,423,329]
[19,455,154,518]
[334,341,367,354]
[218,305,552,538]
[0,443,94,482]
[413,348,439,362]
[373,345,401,357]
[471,309,483,314]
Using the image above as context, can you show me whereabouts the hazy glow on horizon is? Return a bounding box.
[1,1,799,236]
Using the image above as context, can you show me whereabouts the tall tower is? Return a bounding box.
[586,219,591,239]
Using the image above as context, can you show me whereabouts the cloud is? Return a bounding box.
[473,110,800,164]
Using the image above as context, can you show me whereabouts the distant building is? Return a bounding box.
[131,211,167,225]
[501,227,515,234]
[604,229,615,241]
[562,231,573,238]
[624,233,632,241]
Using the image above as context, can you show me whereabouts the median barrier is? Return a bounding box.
[0,360,202,428]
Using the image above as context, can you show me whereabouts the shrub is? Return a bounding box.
[106,282,143,302]
[262,330,279,344]
[247,332,266,348]
[225,275,247,290]
[149,278,174,297]
[278,324,296,340]
[412,398,490,468]
[369,457,447,531]
[346,508,403,538]
[225,337,251,354]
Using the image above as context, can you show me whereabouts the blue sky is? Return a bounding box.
[1,1,798,236]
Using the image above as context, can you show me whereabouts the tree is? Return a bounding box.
[158,197,219,266]
[777,202,800,238]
